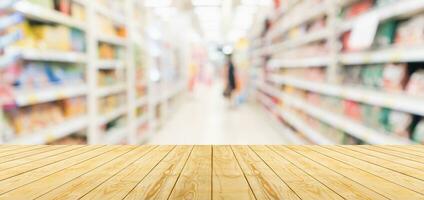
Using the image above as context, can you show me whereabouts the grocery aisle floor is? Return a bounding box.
[148,82,289,144]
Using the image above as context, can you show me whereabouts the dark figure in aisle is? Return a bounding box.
[223,54,237,102]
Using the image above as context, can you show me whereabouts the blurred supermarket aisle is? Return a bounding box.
[148,82,289,144]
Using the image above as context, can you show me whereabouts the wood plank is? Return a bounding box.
[0,146,136,199]
[212,145,256,200]
[36,145,157,199]
[334,146,424,180]
[394,145,424,154]
[0,145,114,194]
[290,146,424,199]
[315,146,424,194]
[345,145,424,171]
[80,146,175,200]
[270,145,387,200]
[168,146,212,200]
[381,146,424,157]
[0,146,101,181]
[0,145,34,153]
[231,146,301,200]
[250,145,343,200]
[363,146,424,164]
[0,145,64,165]
[123,146,193,199]
[0,145,47,158]
[0,145,82,170]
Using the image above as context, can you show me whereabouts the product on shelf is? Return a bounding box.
[386,111,413,138]
[406,70,424,97]
[412,119,424,144]
[98,93,125,114]
[395,14,424,46]
[360,64,383,89]
[14,62,84,89]
[98,69,124,86]
[98,43,124,59]
[342,0,374,20]
[374,20,397,48]
[62,96,86,117]
[4,96,85,136]
[382,63,407,92]
[13,21,85,52]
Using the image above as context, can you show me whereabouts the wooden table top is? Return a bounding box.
[0,145,423,199]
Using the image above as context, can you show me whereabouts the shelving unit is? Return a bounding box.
[251,0,424,144]
[0,0,187,145]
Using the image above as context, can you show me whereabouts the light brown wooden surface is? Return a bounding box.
[0,145,422,199]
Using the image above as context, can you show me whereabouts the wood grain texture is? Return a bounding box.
[212,145,255,200]
[291,146,424,199]
[0,145,422,200]
[232,145,300,200]
[269,145,387,200]
[123,145,192,200]
[168,145,212,200]
[251,145,344,200]
[81,146,175,200]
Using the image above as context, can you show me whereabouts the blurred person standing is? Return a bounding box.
[223,54,237,105]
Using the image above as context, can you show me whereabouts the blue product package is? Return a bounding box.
[0,13,23,31]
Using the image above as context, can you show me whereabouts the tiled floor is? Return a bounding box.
[148,83,289,144]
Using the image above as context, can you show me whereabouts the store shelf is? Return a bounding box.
[96,59,125,69]
[97,35,127,46]
[8,116,88,144]
[279,107,335,145]
[340,46,424,65]
[12,1,85,30]
[136,96,147,107]
[270,75,424,116]
[6,48,87,63]
[262,28,329,55]
[268,56,329,69]
[14,84,87,106]
[94,3,125,25]
[102,126,127,144]
[257,92,307,145]
[97,84,126,97]
[266,3,327,40]
[279,91,413,144]
[339,0,424,32]
[97,106,127,125]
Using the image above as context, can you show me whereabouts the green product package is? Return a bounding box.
[374,20,397,48]
[412,120,424,144]
[361,64,383,89]
[379,108,391,133]
[28,0,53,8]
[362,104,381,129]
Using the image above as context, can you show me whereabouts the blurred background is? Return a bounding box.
[0,0,423,145]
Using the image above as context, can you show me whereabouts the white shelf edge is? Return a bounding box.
[6,47,87,63]
[270,75,424,116]
[8,116,88,144]
[97,106,127,125]
[13,1,86,30]
[96,59,125,69]
[268,56,329,69]
[341,46,424,65]
[14,84,87,106]
[94,3,126,25]
[263,28,329,55]
[97,84,126,97]
[282,93,413,144]
[267,3,327,41]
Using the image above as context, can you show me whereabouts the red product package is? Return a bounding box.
[345,0,374,20]
[343,100,362,122]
